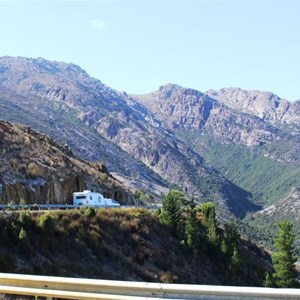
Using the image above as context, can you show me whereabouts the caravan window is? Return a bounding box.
[76,195,86,199]
[90,196,93,200]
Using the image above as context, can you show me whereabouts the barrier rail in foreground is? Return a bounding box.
[0,273,300,299]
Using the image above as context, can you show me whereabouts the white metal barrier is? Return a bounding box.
[0,273,300,299]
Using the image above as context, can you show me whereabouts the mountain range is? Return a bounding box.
[0,56,300,232]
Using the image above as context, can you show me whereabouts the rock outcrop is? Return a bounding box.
[207,87,300,125]
[0,121,134,205]
[134,84,281,148]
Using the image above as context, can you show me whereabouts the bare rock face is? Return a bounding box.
[0,121,134,205]
[134,84,280,147]
[206,87,300,125]
[0,56,168,200]
[133,84,300,165]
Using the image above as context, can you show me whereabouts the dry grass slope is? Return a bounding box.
[0,208,270,286]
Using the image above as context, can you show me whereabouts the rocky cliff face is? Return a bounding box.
[134,84,281,148]
[134,84,300,164]
[207,87,300,125]
[0,121,134,205]
[0,56,169,201]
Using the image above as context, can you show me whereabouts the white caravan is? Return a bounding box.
[73,190,120,207]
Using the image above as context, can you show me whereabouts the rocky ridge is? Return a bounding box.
[207,87,300,125]
[134,84,283,148]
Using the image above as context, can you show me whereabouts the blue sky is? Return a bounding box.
[0,1,300,100]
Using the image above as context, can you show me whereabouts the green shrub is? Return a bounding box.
[19,211,32,228]
[84,207,96,219]
[18,227,31,257]
[38,213,55,235]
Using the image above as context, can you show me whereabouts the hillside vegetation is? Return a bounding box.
[176,131,300,206]
[241,188,300,256]
[0,207,270,286]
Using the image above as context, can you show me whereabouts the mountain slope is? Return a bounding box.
[0,208,271,286]
[134,83,300,254]
[0,56,170,200]
[181,133,300,205]
[0,120,134,205]
[134,84,300,206]
[0,56,257,219]
[242,187,300,256]
[134,84,281,148]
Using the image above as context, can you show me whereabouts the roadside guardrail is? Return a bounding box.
[0,203,161,211]
[0,273,300,299]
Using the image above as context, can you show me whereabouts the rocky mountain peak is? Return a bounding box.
[206,87,300,125]
[158,83,179,92]
[0,56,109,109]
[157,83,204,99]
[0,56,90,79]
[207,87,282,110]
[135,84,282,148]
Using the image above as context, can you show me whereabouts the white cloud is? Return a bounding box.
[89,19,106,31]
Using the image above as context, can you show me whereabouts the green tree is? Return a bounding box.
[19,198,28,207]
[18,227,28,244]
[264,273,273,288]
[159,190,185,235]
[271,221,298,288]
[84,207,96,218]
[223,222,240,255]
[221,238,228,255]
[230,245,241,272]
[200,202,216,222]
[185,206,199,248]
[200,202,219,246]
